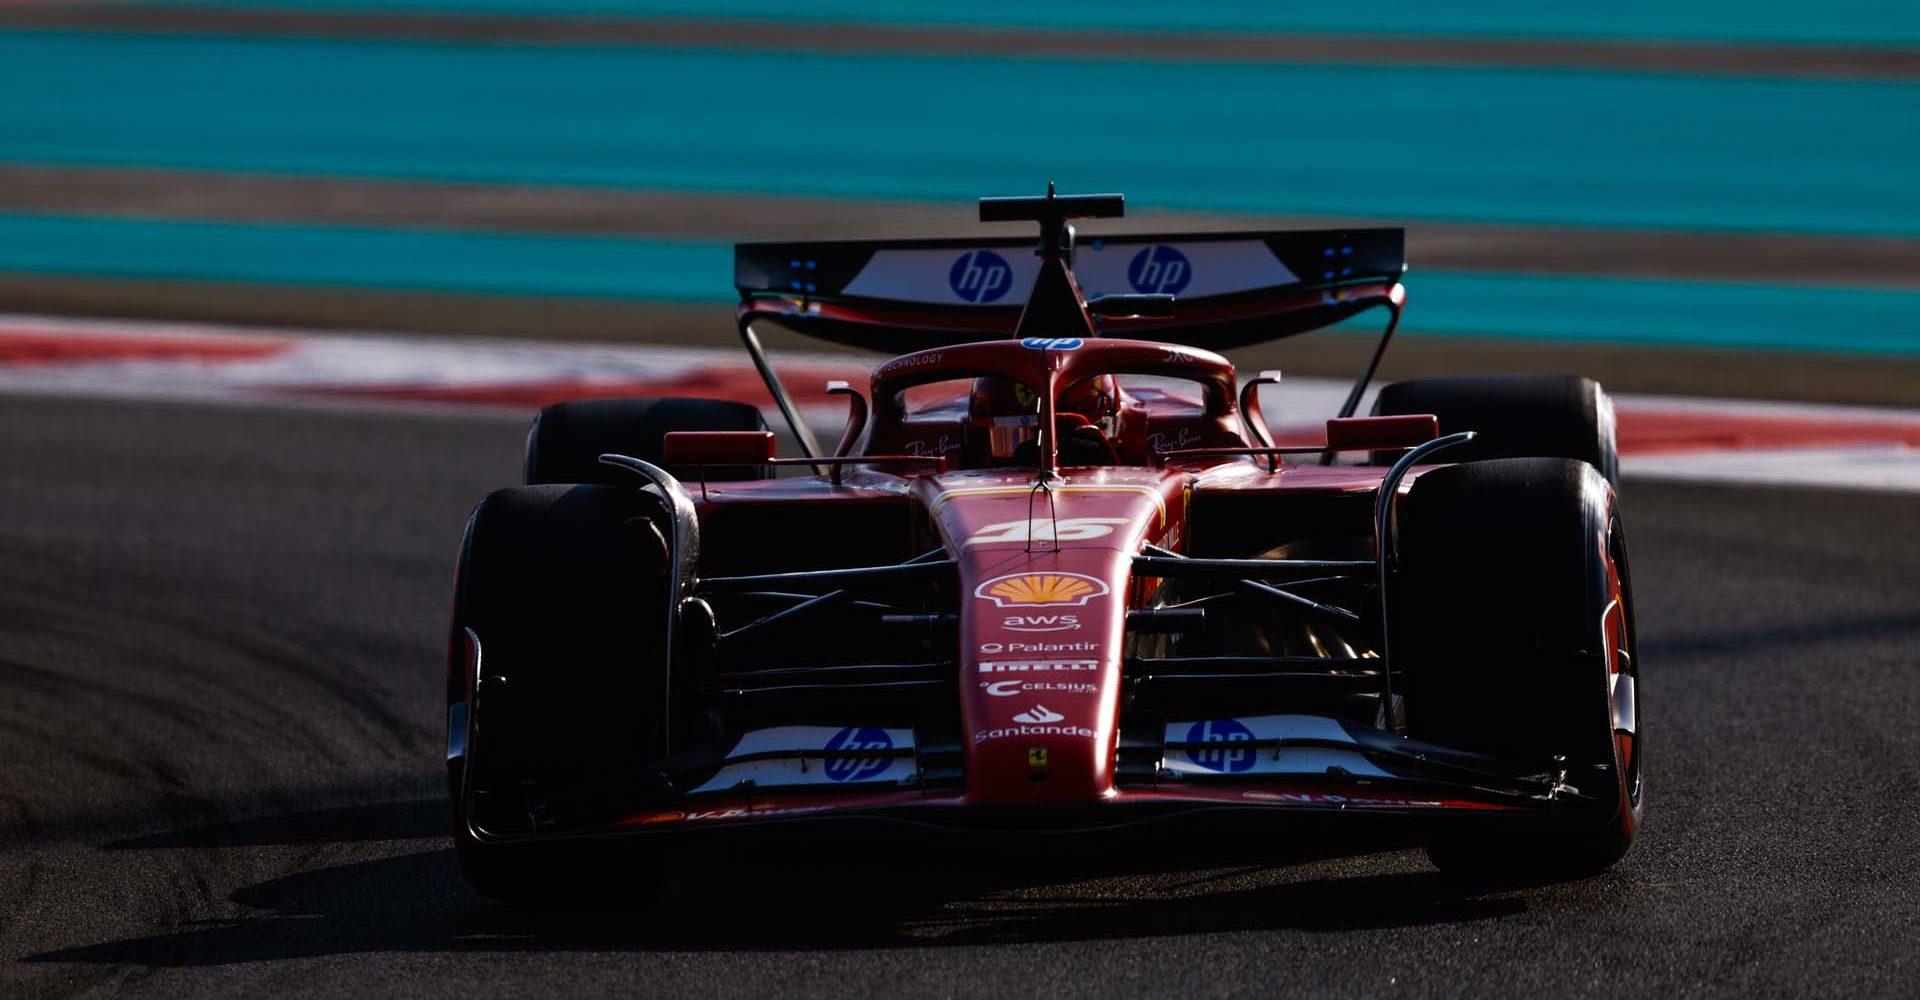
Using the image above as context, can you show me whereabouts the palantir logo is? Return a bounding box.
[949,249,1013,303]
[1128,245,1191,295]
[823,726,893,782]
[1184,719,1256,773]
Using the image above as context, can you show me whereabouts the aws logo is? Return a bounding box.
[1002,613,1079,633]
[975,572,1109,608]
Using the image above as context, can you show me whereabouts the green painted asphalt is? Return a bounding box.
[2,32,1917,236]
[1,212,1913,354]
[174,0,1920,47]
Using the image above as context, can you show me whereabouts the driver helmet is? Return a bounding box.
[969,374,1120,460]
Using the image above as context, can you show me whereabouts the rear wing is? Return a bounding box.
[735,229,1405,352]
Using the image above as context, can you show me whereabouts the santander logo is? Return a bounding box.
[1013,704,1065,724]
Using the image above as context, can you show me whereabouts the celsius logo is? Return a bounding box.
[823,726,893,782]
[1184,719,1256,773]
[1128,245,1191,294]
[984,679,1098,697]
[950,249,1013,303]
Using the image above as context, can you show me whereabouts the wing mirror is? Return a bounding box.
[661,430,778,467]
[662,427,946,496]
[1324,414,1438,452]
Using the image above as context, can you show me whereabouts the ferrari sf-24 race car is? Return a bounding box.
[447,190,1643,901]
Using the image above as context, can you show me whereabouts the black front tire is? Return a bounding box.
[1396,457,1642,878]
[448,484,673,903]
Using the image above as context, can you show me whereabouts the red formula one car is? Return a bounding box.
[446,190,1642,901]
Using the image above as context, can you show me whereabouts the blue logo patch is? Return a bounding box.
[949,249,1014,303]
[1184,719,1256,773]
[1128,245,1192,295]
[1020,337,1083,351]
[823,726,893,782]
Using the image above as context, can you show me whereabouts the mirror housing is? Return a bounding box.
[661,430,777,467]
[1324,414,1438,452]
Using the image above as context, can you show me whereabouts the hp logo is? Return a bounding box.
[949,250,1014,303]
[1128,245,1191,295]
[823,726,893,782]
[1184,719,1256,773]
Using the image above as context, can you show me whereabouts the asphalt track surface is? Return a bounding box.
[1,391,1916,998]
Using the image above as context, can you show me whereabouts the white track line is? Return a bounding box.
[1620,445,1920,493]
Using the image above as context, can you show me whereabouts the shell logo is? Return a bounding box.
[974,572,1110,608]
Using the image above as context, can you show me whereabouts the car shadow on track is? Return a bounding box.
[26,798,1557,967]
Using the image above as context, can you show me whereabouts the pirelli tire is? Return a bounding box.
[1395,457,1643,878]
[447,483,673,903]
[1372,374,1618,485]
[524,396,771,486]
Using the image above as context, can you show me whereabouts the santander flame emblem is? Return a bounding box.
[974,572,1109,608]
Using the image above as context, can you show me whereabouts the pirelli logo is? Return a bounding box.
[978,660,1100,673]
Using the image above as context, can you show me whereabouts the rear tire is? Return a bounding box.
[1395,457,1642,878]
[448,484,673,903]
[524,396,769,486]
[1373,374,1618,484]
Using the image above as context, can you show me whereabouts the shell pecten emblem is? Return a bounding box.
[975,572,1109,608]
